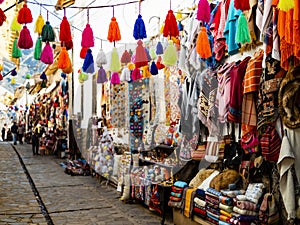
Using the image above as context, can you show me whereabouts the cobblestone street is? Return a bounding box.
[0,142,172,225]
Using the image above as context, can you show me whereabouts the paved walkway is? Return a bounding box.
[0,142,172,225]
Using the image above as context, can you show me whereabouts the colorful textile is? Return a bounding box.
[219,214,231,222]
[206,201,220,209]
[169,196,182,202]
[194,197,206,207]
[238,214,258,222]
[241,93,257,137]
[221,189,246,198]
[196,188,206,197]
[207,206,220,216]
[207,211,220,223]
[206,194,220,205]
[174,181,188,188]
[171,192,182,198]
[194,205,207,216]
[219,220,231,225]
[219,202,233,213]
[245,183,264,204]
[172,186,184,193]
[220,209,232,218]
[184,188,196,218]
[233,206,258,216]
[219,196,233,206]
[236,200,257,211]
[168,200,182,208]
[207,188,222,196]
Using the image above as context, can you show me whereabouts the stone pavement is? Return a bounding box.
[0,142,172,225]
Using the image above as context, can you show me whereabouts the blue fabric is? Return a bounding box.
[206,187,221,196]
[219,220,230,225]
[174,181,188,188]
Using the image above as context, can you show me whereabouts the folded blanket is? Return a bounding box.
[221,190,245,198]
[172,186,184,193]
[245,183,264,204]
[219,202,233,213]
[171,192,182,198]
[233,206,258,216]
[207,206,220,216]
[207,211,220,223]
[193,206,206,216]
[207,216,219,224]
[219,221,230,225]
[207,187,221,196]
[237,214,258,222]
[206,194,220,205]
[194,197,206,207]
[169,196,182,202]
[196,189,206,197]
[220,209,232,218]
[206,201,220,209]
[194,204,206,211]
[236,195,247,201]
[219,214,231,222]
[236,200,257,211]
[219,196,233,206]
[168,200,182,208]
[174,181,188,188]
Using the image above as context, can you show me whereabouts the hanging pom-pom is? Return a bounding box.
[62,40,73,51]
[11,77,16,85]
[34,14,45,35]
[41,80,47,88]
[163,40,178,66]
[107,17,121,42]
[34,37,42,60]
[163,10,179,38]
[135,40,148,68]
[150,47,157,60]
[17,4,33,24]
[120,67,131,81]
[236,13,251,44]
[142,65,151,78]
[61,72,67,79]
[40,42,53,64]
[58,47,71,70]
[121,50,131,64]
[196,26,212,59]
[277,0,295,12]
[150,61,158,75]
[197,0,211,23]
[156,56,165,70]
[110,72,120,85]
[82,49,94,73]
[131,67,142,81]
[133,14,147,40]
[11,69,17,76]
[234,0,250,11]
[11,15,21,31]
[41,21,55,42]
[62,63,73,74]
[110,47,121,72]
[81,24,94,48]
[0,8,6,26]
[156,41,164,55]
[40,72,47,80]
[96,49,107,66]
[60,16,72,43]
[97,66,108,83]
[12,38,22,58]
[18,26,33,49]
[80,47,88,59]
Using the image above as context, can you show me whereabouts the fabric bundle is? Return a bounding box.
[168,181,187,209]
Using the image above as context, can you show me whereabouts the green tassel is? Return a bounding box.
[41,80,46,88]
[34,37,42,60]
[41,21,55,42]
[110,47,121,72]
[12,38,22,58]
[163,40,177,66]
[236,13,251,44]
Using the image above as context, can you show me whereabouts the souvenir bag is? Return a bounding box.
[179,134,198,161]
[260,123,281,162]
[259,193,280,225]
[241,130,259,153]
[204,135,224,163]
[191,133,206,161]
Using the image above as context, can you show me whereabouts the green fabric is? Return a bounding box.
[110,47,121,72]
[236,13,251,44]
[41,21,55,42]
[163,40,177,66]
[12,38,22,58]
[34,37,42,60]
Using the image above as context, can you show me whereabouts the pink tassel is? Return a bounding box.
[131,67,142,81]
[110,72,120,85]
[40,42,53,64]
[197,0,211,23]
[81,24,94,48]
[18,26,33,49]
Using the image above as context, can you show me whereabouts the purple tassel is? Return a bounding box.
[97,66,108,83]
[133,14,147,40]
[156,41,164,55]
[40,71,47,80]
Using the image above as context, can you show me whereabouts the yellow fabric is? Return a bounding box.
[184,188,196,218]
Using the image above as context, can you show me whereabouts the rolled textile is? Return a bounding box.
[236,195,247,201]
[172,186,184,193]
[194,206,207,216]
[207,187,222,196]
[194,197,206,207]
[207,211,220,224]
[237,214,258,222]
[220,209,232,218]
[236,200,257,211]
[206,194,220,205]
[221,189,245,198]
[194,204,206,211]
[219,220,231,225]
[196,189,206,197]
[233,206,258,216]
[206,201,220,209]
[207,216,219,224]
[174,181,188,188]
[219,202,233,213]
[219,214,231,223]
[169,196,182,202]
[207,206,220,216]
[219,196,233,206]
[171,192,182,198]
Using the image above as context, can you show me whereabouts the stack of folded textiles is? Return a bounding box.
[228,183,264,225]
[205,188,221,225]
[193,188,206,220]
[168,181,187,209]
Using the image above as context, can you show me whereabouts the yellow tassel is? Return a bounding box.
[34,14,45,35]
[11,77,16,85]
[176,9,183,20]
[160,23,164,34]
[0,64,2,71]
[11,15,21,32]
[277,0,295,12]
[142,65,151,78]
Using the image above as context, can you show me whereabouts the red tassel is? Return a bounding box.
[121,50,131,64]
[196,27,212,59]
[81,24,94,48]
[107,17,121,42]
[163,10,179,38]
[17,4,33,24]
[60,16,72,42]
[234,0,250,11]
[18,26,33,49]
[131,67,142,80]
[0,73,3,81]
[80,47,88,59]
[135,40,148,68]
[0,8,6,26]
[62,40,73,51]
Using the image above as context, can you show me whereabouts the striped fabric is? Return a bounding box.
[236,200,258,211]
[260,125,281,162]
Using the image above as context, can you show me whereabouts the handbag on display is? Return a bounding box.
[204,135,224,163]
[260,123,281,162]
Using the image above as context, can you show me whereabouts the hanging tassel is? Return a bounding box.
[142,65,151,78]
[133,14,147,40]
[82,49,94,73]
[11,15,21,31]
[110,72,120,85]
[0,73,3,81]
[131,67,142,81]
[135,40,148,68]
[34,37,42,60]
[145,48,151,62]
[60,16,72,42]
[277,0,295,12]
[58,47,71,70]
[150,47,157,60]
[40,42,53,64]
[78,69,89,82]
[41,80,47,88]
[156,41,164,55]
[80,47,88,59]
[40,72,47,80]
[62,63,73,74]
[34,14,45,35]
[25,73,31,79]
[0,0,4,4]
[150,61,158,75]
[234,0,250,11]
[127,63,135,71]
[156,56,165,70]
[110,47,121,72]
[12,38,22,58]
[163,10,179,38]
[11,77,16,85]
[61,72,67,79]
[163,40,178,66]
[120,67,131,81]
[176,9,183,20]
[0,8,6,26]
[81,24,94,48]
[121,50,131,64]
[236,13,251,44]
[41,21,55,42]
[63,40,73,51]
[96,49,107,66]
[196,26,212,59]
[17,4,33,24]
[97,66,108,83]
[18,26,33,49]
[178,21,183,32]
[11,69,17,76]
[107,17,121,42]
[196,0,211,23]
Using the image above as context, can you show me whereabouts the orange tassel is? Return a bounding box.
[58,47,71,70]
[107,17,121,42]
[196,27,212,59]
